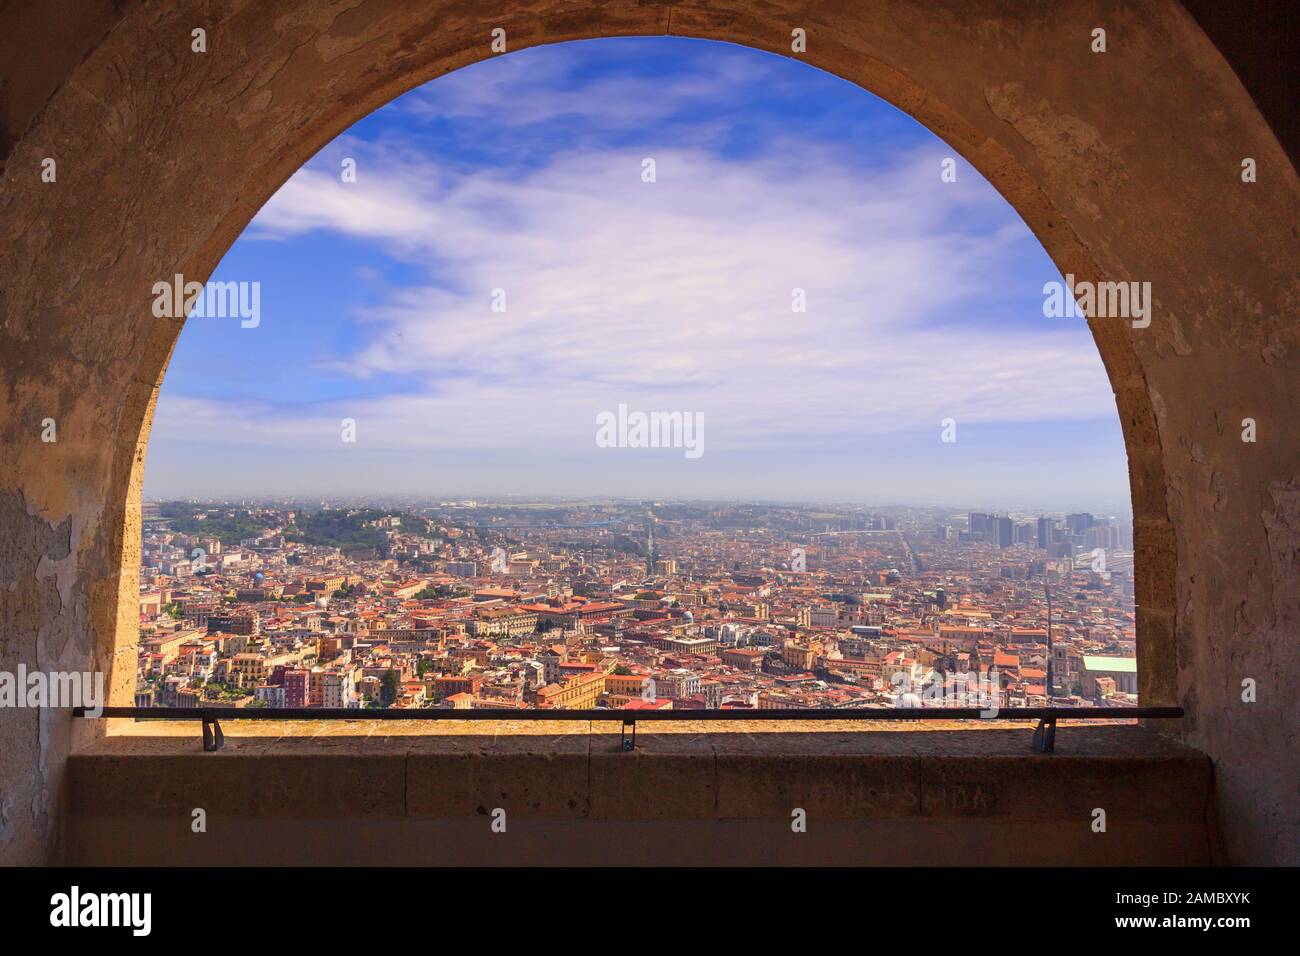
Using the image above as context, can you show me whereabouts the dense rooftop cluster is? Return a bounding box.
[135,501,1138,712]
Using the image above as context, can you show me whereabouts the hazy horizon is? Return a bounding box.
[142,491,1132,521]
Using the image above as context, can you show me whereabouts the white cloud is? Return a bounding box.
[400,41,772,129]
[195,139,1113,460]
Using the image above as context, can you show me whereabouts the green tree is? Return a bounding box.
[379,669,401,708]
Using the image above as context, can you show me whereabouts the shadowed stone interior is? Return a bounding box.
[65,726,1217,866]
[0,0,1294,865]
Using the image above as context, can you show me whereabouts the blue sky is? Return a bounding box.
[146,37,1130,514]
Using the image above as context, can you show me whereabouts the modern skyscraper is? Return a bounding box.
[997,516,1014,548]
[1067,512,1095,535]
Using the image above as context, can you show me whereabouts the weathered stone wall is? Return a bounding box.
[0,1,1295,864]
[65,728,1218,866]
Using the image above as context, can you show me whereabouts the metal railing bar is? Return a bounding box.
[74,705,1182,721]
[73,705,1181,753]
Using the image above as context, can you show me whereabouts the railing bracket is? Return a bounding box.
[202,715,225,752]
[621,718,636,752]
[1032,716,1056,753]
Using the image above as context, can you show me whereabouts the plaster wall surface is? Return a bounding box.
[0,0,1295,865]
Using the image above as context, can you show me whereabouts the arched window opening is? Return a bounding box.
[139,38,1137,717]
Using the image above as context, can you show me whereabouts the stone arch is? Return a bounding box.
[0,2,1295,864]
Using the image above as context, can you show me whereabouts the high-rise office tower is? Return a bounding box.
[1067,512,1095,535]
[997,516,1014,548]
[645,517,656,575]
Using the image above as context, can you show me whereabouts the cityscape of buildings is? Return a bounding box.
[133,498,1139,713]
